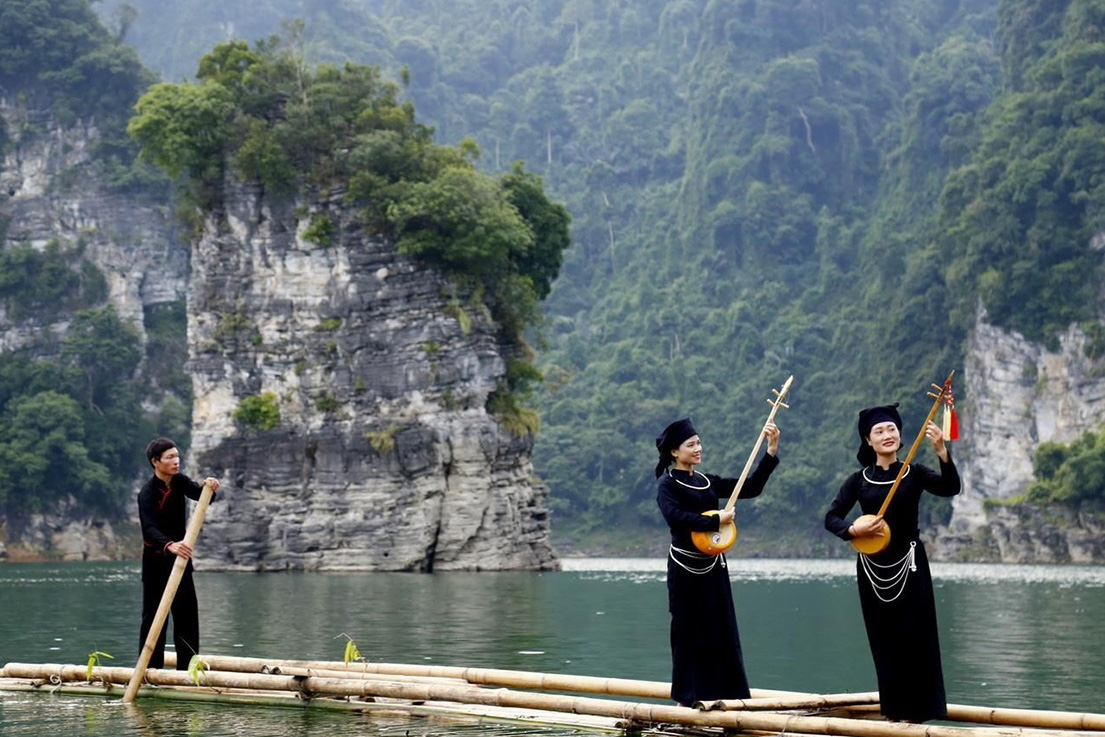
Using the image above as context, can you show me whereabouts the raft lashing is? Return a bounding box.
[3,655,1105,737]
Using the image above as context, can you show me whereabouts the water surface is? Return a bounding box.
[2,558,1103,735]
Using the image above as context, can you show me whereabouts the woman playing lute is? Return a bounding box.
[824,402,960,723]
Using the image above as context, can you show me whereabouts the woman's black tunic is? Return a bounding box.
[824,456,960,723]
[657,453,779,706]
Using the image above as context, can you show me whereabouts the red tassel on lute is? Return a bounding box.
[942,384,960,440]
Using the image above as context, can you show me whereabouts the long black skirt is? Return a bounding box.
[667,549,750,706]
[857,539,947,722]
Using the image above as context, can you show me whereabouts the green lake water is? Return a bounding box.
[1,558,1103,735]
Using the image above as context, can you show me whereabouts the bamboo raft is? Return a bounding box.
[3,655,1105,737]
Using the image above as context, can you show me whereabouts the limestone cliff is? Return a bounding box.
[936,311,1105,563]
[187,182,558,571]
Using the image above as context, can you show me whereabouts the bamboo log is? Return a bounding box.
[6,663,1103,737]
[944,705,1105,732]
[701,693,881,711]
[123,480,215,703]
[164,652,675,699]
[710,697,1105,731]
[160,655,469,686]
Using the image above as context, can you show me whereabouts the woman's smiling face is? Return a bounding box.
[671,435,702,469]
[867,421,901,456]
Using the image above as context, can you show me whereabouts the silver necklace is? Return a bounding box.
[861,465,910,485]
[668,468,710,490]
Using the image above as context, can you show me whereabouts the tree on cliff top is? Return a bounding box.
[128,34,570,414]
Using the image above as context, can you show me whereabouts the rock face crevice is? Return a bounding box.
[188,183,559,571]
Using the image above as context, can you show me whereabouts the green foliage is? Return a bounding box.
[0,0,158,190]
[342,634,361,664]
[212,311,251,345]
[443,300,472,334]
[500,163,572,300]
[390,172,497,253]
[143,301,192,399]
[127,80,236,196]
[486,384,540,436]
[302,214,335,246]
[0,241,108,319]
[315,393,340,413]
[1025,429,1105,505]
[62,306,143,408]
[366,426,397,454]
[233,391,281,431]
[187,654,207,685]
[0,390,113,514]
[86,650,113,681]
[941,0,1105,342]
[388,165,537,322]
[0,301,153,517]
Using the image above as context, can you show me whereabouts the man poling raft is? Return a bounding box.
[823,371,961,723]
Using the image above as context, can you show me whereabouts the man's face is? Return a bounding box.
[152,447,180,477]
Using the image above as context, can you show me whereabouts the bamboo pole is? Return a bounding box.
[123,480,215,703]
[7,663,1104,737]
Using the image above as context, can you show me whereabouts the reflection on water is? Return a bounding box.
[564,556,1105,584]
[2,559,1104,736]
[0,694,578,737]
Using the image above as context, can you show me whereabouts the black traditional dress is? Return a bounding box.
[657,454,779,706]
[824,456,960,722]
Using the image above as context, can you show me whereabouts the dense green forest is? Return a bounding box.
[3,0,1105,550]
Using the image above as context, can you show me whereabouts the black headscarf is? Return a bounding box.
[655,417,698,478]
[856,404,902,466]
